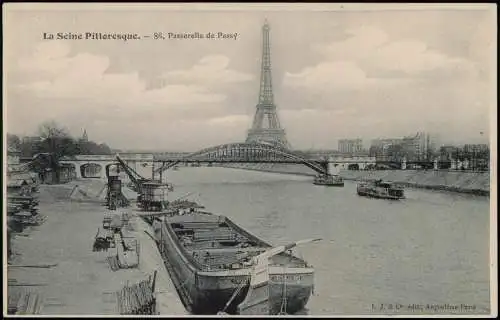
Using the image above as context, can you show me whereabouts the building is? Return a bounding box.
[400,132,431,161]
[463,144,489,171]
[338,139,363,154]
[22,136,43,144]
[370,132,432,163]
[439,145,458,160]
[369,138,402,161]
[7,145,21,167]
[463,144,489,154]
[81,129,89,142]
[370,138,402,148]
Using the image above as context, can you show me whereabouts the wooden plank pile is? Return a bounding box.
[7,184,44,231]
[96,213,141,271]
[103,230,140,270]
[106,255,121,271]
[7,287,44,314]
[122,213,134,231]
[193,227,236,242]
[115,233,140,269]
[103,213,132,231]
[93,227,113,252]
[116,274,157,315]
[9,195,40,213]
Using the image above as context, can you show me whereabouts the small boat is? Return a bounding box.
[152,209,318,315]
[313,174,344,187]
[357,180,405,200]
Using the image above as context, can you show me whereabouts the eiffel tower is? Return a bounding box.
[246,20,291,149]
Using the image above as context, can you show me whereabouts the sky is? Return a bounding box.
[3,3,496,151]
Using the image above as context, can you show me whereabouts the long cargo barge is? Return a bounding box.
[152,212,314,315]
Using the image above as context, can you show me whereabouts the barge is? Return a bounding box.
[357,180,405,200]
[313,174,344,187]
[152,211,315,315]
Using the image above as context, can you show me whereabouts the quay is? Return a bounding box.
[222,163,490,196]
[6,179,187,315]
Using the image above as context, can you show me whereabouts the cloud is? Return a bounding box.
[283,60,378,91]
[15,42,229,108]
[206,114,251,126]
[285,25,477,92]
[316,26,390,61]
[163,55,254,84]
[17,42,72,78]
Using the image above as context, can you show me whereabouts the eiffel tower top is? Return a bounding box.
[263,18,269,29]
[258,18,274,106]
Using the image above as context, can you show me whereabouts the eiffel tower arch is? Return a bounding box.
[246,20,291,149]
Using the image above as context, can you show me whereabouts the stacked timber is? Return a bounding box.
[167,199,205,210]
[103,212,132,231]
[97,213,140,271]
[106,255,121,271]
[7,180,44,230]
[116,277,156,315]
[115,233,140,269]
[93,227,113,252]
[103,231,139,270]
[192,227,245,242]
[8,287,44,315]
[122,213,134,231]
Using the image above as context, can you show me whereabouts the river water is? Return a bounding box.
[158,167,490,315]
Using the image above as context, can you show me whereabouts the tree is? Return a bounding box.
[17,120,114,160]
[35,120,77,158]
[38,120,70,140]
[7,133,21,150]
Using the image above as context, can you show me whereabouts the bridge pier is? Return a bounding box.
[68,162,82,179]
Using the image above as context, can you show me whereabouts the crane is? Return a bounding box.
[114,154,150,193]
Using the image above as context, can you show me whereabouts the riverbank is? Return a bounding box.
[340,170,490,196]
[6,179,186,315]
[220,163,490,196]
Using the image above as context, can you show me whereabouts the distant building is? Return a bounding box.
[338,139,363,154]
[401,132,431,161]
[463,144,489,171]
[463,144,489,154]
[439,145,458,161]
[369,132,432,163]
[81,129,89,142]
[370,138,402,148]
[7,145,21,170]
[22,136,43,144]
[369,138,402,161]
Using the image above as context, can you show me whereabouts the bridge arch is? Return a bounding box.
[155,142,328,175]
[80,163,103,178]
[348,164,360,170]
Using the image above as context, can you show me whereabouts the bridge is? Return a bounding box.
[58,143,377,179]
[153,143,330,175]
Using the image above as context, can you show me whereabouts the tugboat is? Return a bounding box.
[313,174,344,187]
[357,179,405,200]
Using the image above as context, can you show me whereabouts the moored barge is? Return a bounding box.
[153,212,315,315]
[313,174,344,187]
[357,179,405,200]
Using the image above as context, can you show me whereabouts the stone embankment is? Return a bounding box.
[222,163,490,196]
[340,169,490,196]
